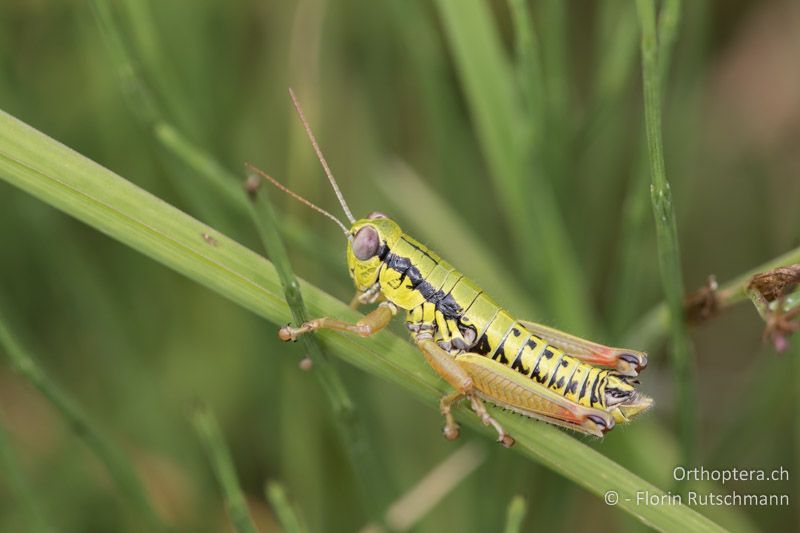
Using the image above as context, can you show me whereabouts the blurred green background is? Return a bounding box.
[1,0,799,531]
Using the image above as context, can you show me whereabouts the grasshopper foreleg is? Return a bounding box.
[279,301,397,341]
[349,283,383,309]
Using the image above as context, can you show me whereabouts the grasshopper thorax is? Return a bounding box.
[346,217,403,291]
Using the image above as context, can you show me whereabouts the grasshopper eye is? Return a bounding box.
[353,226,379,260]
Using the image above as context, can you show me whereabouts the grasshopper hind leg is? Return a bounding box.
[439,390,463,441]
[417,338,515,447]
[467,394,515,448]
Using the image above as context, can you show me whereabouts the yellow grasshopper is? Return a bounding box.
[253,90,652,447]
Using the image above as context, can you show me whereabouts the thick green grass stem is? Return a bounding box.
[0,417,52,533]
[0,108,728,531]
[245,174,385,516]
[191,405,258,533]
[0,310,165,532]
[265,480,308,533]
[636,0,696,468]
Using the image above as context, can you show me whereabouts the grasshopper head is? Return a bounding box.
[252,92,403,293]
[346,212,403,291]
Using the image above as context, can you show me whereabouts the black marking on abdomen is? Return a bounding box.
[473,333,491,355]
[578,371,591,400]
[492,340,509,364]
[546,352,566,387]
[490,323,517,365]
[510,337,533,375]
[564,362,581,395]
[590,374,602,407]
[531,346,554,384]
[565,377,579,395]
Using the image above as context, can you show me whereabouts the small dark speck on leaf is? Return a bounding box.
[201,232,219,247]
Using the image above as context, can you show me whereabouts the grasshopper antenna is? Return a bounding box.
[245,163,351,237]
[288,87,356,224]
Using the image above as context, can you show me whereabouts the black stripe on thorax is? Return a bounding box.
[383,248,465,319]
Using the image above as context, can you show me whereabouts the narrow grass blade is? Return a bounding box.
[502,495,527,533]
[245,169,386,516]
[657,0,682,85]
[507,0,545,148]
[0,417,52,533]
[91,4,341,273]
[609,1,682,336]
[88,0,230,226]
[433,0,593,334]
[154,123,342,270]
[117,0,199,135]
[637,0,696,467]
[191,405,257,533]
[0,307,165,531]
[589,0,639,129]
[265,481,308,533]
[384,443,486,531]
[0,108,726,531]
[539,0,571,196]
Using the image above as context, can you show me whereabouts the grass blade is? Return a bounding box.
[636,0,696,467]
[0,307,165,531]
[191,405,257,533]
[384,443,486,531]
[265,481,308,533]
[245,170,387,516]
[433,0,593,333]
[539,0,571,197]
[609,0,681,336]
[502,495,527,533]
[507,0,545,149]
[0,417,52,533]
[0,108,726,531]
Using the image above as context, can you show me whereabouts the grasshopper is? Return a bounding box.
[254,90,652,447]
